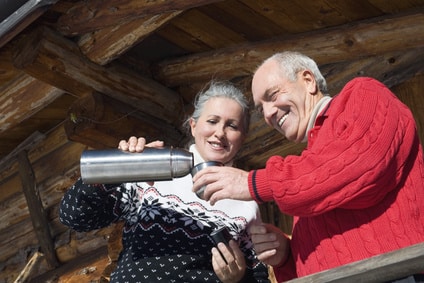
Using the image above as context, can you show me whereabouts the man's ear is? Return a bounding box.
[301,70,318,95]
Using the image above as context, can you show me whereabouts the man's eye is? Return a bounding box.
[229,124,239,130]
[270,91,278,101]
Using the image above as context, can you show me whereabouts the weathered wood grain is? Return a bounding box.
[12,26,183,126]
[57,0,224,36]
[153,11,424,87]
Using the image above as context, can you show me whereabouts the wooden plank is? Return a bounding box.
[0,126,73,199]
[64,92,185,149]
[153,10,424,87]
[198,1,286,41]
[57,0,224,36]
[0,142,84,230]
[393,75,424,145]
[168,9,247,49]
[0,45,23,85]
[29,246,108,283]
[0,93,75,160]
[0,74,63,134]
[17,151,59,268]
[78,11,182,65]
[286,242,424,283]
[12,26,183,126]
[0,132,45,171]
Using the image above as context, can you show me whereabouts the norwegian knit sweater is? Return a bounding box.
[248,77,424,281]
[60,145,269,283]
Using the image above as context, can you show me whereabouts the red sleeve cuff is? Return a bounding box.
[248,169,274,203]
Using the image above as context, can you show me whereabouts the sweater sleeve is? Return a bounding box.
[59,178,125,231]
[249,77,419,216]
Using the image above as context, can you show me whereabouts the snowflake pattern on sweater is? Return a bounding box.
[60,173,269,282]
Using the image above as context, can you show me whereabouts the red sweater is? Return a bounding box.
[248,77,424,281]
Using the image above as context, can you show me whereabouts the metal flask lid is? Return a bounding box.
[80,147,194,184]
[190,161,224,199]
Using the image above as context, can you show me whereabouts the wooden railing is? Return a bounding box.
[285,242,424,283]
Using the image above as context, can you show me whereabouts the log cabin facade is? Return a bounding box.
[0,0,423,282]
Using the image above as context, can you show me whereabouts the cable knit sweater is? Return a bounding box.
[248,77,424,281]
[60,145,269,283]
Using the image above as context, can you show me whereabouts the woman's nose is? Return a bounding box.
[214,126,226,138]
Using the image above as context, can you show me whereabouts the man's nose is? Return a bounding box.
[262,103,275,123]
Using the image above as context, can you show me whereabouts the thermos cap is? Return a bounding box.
[191,161,223,199]
[191,161,223,177]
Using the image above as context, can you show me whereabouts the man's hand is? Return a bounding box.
[248,223,290,267]
[192,166,252,205]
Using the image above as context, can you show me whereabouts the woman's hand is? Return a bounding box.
[212,240,246,283]
[249,223,290,267]
[117,137,164,185]
[118,136,164,152]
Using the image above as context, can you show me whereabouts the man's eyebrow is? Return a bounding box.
[263,85,278,98]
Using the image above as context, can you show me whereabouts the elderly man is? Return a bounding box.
[193,51,424,282]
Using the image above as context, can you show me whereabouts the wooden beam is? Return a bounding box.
[0,0,56,49]
[78,11,182,65]
[322,48,424,94]
[153,10,424,87]
[393,74,424,145]
[286,242,424,283]
[17,150,59,268]
[57,0,224,36]
[12,26,183,126]
[0,141,84,264]
[0,45,23,85]
[0,125,72,201]
[0,74,63,134]
[0,131,45,170]
[29,246,108,283]
[64,92,185,149]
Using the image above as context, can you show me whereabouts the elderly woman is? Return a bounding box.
[59,81,270,283]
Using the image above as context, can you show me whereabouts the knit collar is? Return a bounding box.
[303,95,332,143]
[189,144,234,167]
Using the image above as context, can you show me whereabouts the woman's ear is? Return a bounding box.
[302,70,318,95]
[189,118,196,137]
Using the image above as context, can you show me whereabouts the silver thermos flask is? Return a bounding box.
[80,147,194,184]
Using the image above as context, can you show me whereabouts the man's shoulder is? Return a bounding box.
[337,77,389,98]
[344,76,384,89]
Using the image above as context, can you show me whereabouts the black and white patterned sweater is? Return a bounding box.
[59,146,269,283]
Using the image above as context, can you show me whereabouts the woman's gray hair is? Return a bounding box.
[183,81,250,135]
[263,51,328,93]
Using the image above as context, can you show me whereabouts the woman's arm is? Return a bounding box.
[59,178,124,231]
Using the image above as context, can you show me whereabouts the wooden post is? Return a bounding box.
[18,150,59,268]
